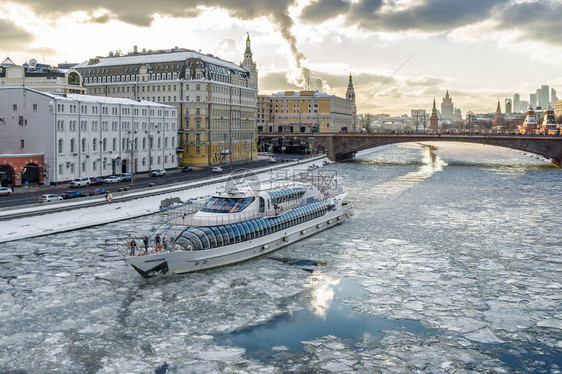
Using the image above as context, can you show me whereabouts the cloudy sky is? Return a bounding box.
[1,0,561,115]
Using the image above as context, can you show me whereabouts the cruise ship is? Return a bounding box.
[119,180,352,277]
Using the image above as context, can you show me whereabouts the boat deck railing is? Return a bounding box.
[165,197,313,227]
[118,235,183,258]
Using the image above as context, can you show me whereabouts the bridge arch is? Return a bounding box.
[259,133,562,167]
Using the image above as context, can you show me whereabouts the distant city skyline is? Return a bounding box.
[1,0,562,115]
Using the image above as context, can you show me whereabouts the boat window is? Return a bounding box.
[191,228,211,249]
[225,226,236,244]
[218,226,230,244]
[246,221,256,239]
[210,227,223,247]
[200,227,217,248]
[180,231,203,250]
[201,196,255,213]
[231,224,241,243]
[236,223,247,241]
[259,197,265,213]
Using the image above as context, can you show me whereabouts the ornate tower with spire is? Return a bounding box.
[519,105,538,134]
[430,98,439,132]
[345,74,357,131]
[540,105,558,134]
[493,99,503,127]
[241,33,258,90]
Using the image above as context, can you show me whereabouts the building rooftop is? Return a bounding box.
[269,90,332,98]
[0,87,174,107]
[74,49,247,74]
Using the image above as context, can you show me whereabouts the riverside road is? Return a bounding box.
[0,155,305,209]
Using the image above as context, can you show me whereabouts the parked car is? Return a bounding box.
[0,187,13,196]
[103,176,121,183]
[89,188,109,196]
[119,173,133,182]
[181,166,193,172]
[38,194,63,203]
[61,191,87,199]
[212,167,223,173]
[268,157,277,163]
[151,169,166,177]
[90,177,104,186]
[69,177,90,188]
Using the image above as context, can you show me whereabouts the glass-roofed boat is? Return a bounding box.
[119,179,352,277]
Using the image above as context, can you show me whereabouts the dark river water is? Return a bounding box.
[1,142,561,373]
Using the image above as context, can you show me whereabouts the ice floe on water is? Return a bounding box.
[1,144,561,373]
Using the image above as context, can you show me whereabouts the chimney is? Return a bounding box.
[133,45,138,53]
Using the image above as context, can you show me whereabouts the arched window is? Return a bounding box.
[92,138,97,152]
[142,137,146,150]
[103,138,107,151]
[172,136,175,147]
[122,138,126,150]
[157,137,161,148]
[58,139,63,153]
[81,138,86,152]
[70,138,75,153]
[134,137,138,150]
[112,138,117,151]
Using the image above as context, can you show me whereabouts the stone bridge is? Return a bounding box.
[259,133,562,167]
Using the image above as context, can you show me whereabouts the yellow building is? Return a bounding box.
[74,36,258,167]
[258,80,356,134]
[555,100,562,123]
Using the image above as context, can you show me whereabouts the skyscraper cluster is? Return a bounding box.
[513,85,558,113]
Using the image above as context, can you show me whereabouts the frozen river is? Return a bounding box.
[1,142,561,373]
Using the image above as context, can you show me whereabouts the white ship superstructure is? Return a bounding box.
[119,180,352,277]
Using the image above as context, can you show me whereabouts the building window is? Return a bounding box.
[20,139,24,149]
[196,147,200,154]
[13,104,17,111]
[70,139,75,153]
[33,104,37,111]
[59,164,63,175]
[82,162,86,172]
[81,138,86,152]
[113,138,117,151]
[93,138,97,152]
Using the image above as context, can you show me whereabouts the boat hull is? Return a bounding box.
[125,202,352,277]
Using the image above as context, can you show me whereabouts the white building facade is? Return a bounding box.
[0,88,177,185]
[73,36,258,167]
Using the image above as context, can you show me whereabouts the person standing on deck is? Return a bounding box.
[143,236,149,254]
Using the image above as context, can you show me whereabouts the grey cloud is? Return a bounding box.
[496,1,562,46]
[406,76,445,87]
[301,0,509,33]
[301,0,350,23]
[0,19,33,48]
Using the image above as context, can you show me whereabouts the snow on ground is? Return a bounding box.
[0,157,328,243]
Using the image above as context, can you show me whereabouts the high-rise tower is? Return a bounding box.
[440,89,454,120]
